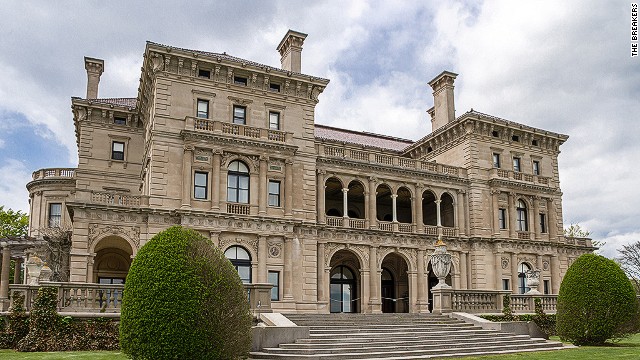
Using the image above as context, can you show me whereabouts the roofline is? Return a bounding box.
[315,124,415,144]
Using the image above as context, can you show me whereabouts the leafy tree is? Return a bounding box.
[557,253,639,345]
[120,226,252,360]
[0,206,28,237]
[618,241,640,293]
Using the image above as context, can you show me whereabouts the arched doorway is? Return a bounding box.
[225,246,252,284]
[440,192,455,227]
[93,235,134,284]
[518,262,532,294]
[329,249,361,313]
[427,261,452,312]
[381,253,409,313]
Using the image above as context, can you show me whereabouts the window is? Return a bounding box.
[269,111,280,130]
[198,69,211,78]
[197,99,209,119]
[533,160,540,175]
[233,105,246,125]
[194,171,208,200]
[111,141,125,161]
[532,139,539,146]
[518,263,531,294]
[234,76,247,86]
[513,157,521,172]
[492,131,499,137]
[48,203,62,227]
[225,246,251,284]
[517,200,528,231]
[114,116,126,125]
[502,279,510,291]
[268,271,280,301]
[269,83,280,92]
[543,280,550,295]
[512,135,519,142]
[493,153,501,168]
[227,160,249,203]
[540,213,547,233]
[498,208,507,229]
[268,180,281,207]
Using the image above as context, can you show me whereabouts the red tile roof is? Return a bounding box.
[315,124,414,152]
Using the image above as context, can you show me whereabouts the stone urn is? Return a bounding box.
[525,269,541,295]
[39,264,53,282]
[431,238,452,289]
[25,255,44,286]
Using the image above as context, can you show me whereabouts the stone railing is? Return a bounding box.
[490,168,552,187]
[91,191,141,207]
[32,168,76,180]
[511,294,558,313]
[319,144,467,178]
[349,218,366,229]
[326,216,344,227]
[378,221,393,232]
[185,117,292,144]
[564,236,592,247]
[8,282,272,316]
[450,290,511,313]
[323,217,458,236]
[227,203,250,215]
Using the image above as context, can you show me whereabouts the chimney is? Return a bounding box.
[428,71,458,131]
[277,30,307,73]
[84,57,104,99]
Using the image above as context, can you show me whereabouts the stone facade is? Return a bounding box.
[26,30,593,314]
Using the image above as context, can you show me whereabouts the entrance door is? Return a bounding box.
[330,266,357,313]
[381,268,395,313]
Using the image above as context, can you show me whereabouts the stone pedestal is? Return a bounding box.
[431,288,454,314]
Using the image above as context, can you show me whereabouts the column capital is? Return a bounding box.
[456,188,466,194]
[342,188,349,194]
[285,159,294,165]
[434,199,442,204]
[259,155,269,162]
[391,194,398,199]
[368,176,377,183]
[184,144,195,152]
[317,169,326,175]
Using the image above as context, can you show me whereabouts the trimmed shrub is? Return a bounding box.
[557,253,640,345]
[532,298,555,336]
[120,226,252,360]
[502,294,515,321]
[16,287,60,352]
[0,292,29,348]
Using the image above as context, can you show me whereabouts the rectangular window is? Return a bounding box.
[269,111,280,130]
[48,203,62,228]
[540,213,547,233]
[268,271,280,301]
[543,280,550,295]
[111,141,125,161]
[233,105,246,125]
[268,180,281,207]
[197,99,209,119]
[493,153,501,168]
[198,69,211,78]
[533,160,540,175]
[234,76,247,86]
[498,208,507,229]
[194,171,208,200]
[114,116,126,125]
[502,279,510,291]
[269,83,281,92]
[513,157,521,172]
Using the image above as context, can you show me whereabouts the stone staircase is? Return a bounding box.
[250,313,565,359]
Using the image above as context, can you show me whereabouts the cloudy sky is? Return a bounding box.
[0,1,637,257]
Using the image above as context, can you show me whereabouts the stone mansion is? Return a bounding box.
[26,30,593,314]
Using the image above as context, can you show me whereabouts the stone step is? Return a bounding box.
[291,333,531,345]
[278,338,548,351]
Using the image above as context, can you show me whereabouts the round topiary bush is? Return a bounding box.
[120,226,252,359]
[557,253,639,345]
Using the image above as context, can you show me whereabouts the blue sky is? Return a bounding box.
[0,1,638,257]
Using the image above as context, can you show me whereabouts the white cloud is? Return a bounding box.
[0,159,31,213]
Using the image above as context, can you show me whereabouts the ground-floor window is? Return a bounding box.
[268,271,280,301]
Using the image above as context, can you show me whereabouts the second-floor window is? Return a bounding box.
[498,208,507,229]
[48,203,62,228]
[533,160,540,175]
[114,116,126,125]
[540,213,547,233]
[268,180,281,207]
[233,105,246,125]
[513,157,521,172]
[493,153,501,168]
[228,160,249,203]
[194,171,208,200]
[517,200,528,231]
[269,111,280,130]
[111,141,125,161]
[197,99,209,118]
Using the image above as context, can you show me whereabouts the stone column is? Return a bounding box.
[495,252,503,290]
[415,186,424,233]
[547,198,558,241]
[369,246,380,313]
[258,156,268,215]
[181,145,194,209]
[361,269,370,313]
[13,258,22,284]
[283,236,294,300]
[459,252,468,289]
[342,188,349,228]
[435,199,442,236]
[492,190,501,235]
[391,194,398,222]
[417,249,428,312]
[533,196,541,240]
[550,255,560,294]
[317,242,326,305]
[508,193,517,238]
[211,150,221,210]
[537,255,544,293]
[408,270,418,313]
[457,190,466,236]
[0,245,11,302]
[257,236,267,283]
[511,252,519,293]
[284,160,293,218]
[317,170,326,224]
[368,177,377,229]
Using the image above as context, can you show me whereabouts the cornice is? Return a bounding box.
[488,178,561,195]
[26,178,76,191]
[181,129,299,154]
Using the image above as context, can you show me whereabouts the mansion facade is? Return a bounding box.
[26,30,593,314]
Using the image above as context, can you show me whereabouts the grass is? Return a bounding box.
[0,334,638,359]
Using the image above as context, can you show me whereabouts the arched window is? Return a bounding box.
[518,262,531,294]
[225,246,252,284]
[516,200,528,231]
[227,160,249,203]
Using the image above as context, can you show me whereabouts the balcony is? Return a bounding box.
[185,117,292,144]
[325,216,457,236]
[491,168,551,187]
[31,168,76,180]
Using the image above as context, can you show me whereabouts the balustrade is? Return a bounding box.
[398,223,413,233]
[326,216,344,227]
[31,168,76,180]
[187,117,289,144]
[491,168,551,187]
[377,221,393,232]
[227,203,250,215]
[91,191,141,207]
[349,218,366,229]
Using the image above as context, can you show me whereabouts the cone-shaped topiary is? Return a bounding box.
[120,226,252,359]
[557,253,639,345]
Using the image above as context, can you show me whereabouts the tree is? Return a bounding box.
[564,223,605,248]
[120,226,252,360]
[0,206,28,237]
[557,253,639,345]
[618,240,640,293]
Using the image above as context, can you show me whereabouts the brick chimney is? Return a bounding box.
[84,57,104,99]
[277,30,307,73]
[428,71,458,131]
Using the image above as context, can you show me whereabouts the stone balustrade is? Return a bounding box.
[186,116,292,144]
[31,168,76,180]
[91,191,142,207]
[490,168,552,187]
[511,294,558,313]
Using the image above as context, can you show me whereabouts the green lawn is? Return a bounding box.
[0,334,638,359]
